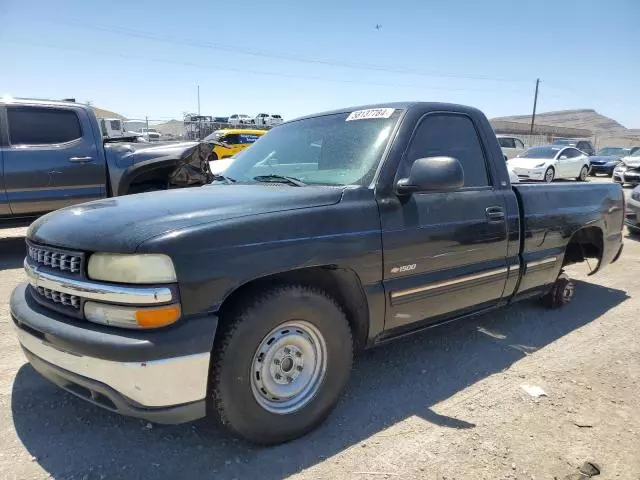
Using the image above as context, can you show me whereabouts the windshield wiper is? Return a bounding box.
[210,174,236,184]
[253,174,306,187]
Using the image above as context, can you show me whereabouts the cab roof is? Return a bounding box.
[288,101,483,123]
[0,96,82,108]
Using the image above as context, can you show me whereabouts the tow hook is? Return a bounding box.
[545,271,574,309]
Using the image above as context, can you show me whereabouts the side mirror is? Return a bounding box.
[397,156,464,195]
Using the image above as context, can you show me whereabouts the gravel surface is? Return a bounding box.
[1,180,638,480]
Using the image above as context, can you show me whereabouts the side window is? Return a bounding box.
[8,107,82,146]
[222,134,239,144]
[499,138,515,149]
[515,139,525,149]
[405,114,490,187]
[562,148,580,158]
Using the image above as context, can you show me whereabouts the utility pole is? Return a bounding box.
[530,78,540,135]
[197,85,201,140]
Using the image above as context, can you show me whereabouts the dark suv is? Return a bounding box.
[552,138,595,156]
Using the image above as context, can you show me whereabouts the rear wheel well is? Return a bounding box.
[562,226,603,269]
[218,267,369,352]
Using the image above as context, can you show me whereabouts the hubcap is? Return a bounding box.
[250,321,327,414]
[545,169,553,182]
[581,167,587,180]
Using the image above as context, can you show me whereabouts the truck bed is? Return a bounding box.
[511,182,624,296]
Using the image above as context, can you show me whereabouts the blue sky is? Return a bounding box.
[1,0,638,127]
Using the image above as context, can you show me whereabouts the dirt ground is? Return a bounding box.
[0,181,638,480]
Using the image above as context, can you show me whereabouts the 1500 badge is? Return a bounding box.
[390,264,417,274]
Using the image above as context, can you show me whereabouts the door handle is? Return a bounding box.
[486,206,505,222]
[69,156,93,163]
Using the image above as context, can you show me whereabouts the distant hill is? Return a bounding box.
[152,119,184,137]
[91,106,127,120]
[492,109,640,146]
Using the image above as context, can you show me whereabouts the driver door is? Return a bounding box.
[379,113,510,330]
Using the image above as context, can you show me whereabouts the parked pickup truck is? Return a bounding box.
[0,98,213,225]
[10,102,624,445]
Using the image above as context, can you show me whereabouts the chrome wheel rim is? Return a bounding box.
[545,169,554,182]
[250,320,327,414]
[580,167,587,181]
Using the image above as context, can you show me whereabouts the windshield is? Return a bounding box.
[223,109,402,186]
[520,146,561,159]
[597,147,629,156]
[204,130,223,141]
[632,149,640,157]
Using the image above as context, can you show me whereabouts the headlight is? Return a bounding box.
[615,165,627,172]
[632,189,640,201]
[84,302,181,329]
[534,163,546,168]
[88,253,177,283]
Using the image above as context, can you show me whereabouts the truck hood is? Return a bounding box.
[621,157,640,168]
[28,185,344,253]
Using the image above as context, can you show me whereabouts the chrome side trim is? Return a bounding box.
[526,257,557,269]
[16,326,210,407]
[391,267,509,299]
[24,259,173,305]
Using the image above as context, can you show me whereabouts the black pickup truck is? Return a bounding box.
[10,102,624,445]
[0,98,213,225]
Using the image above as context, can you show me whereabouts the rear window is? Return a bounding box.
[521,146,561,159]
[498,137,515,148]
[8,107,82,145]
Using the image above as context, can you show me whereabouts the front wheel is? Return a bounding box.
[544,167,555,183]
[577,165,589,181]
[210,285,353,445]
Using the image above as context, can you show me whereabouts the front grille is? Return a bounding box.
[35,286,81,309]
[27,244,82,274]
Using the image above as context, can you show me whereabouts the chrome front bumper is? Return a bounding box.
[16,326,210,408]
[11,280,218,424]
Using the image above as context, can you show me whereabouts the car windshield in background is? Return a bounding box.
[520,146,561,158]
[552,139,574,145]
[598,147,629,156]
[632,149,640,157]
[223,109,403,186]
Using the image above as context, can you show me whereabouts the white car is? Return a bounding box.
[133,128,160,142]
[497,135,526,160]
[209,157,235,175]
[228,114,253,126]
[254,113,283,127]
[508,145,590,182]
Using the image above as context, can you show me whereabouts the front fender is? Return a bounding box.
[115,141,214,195]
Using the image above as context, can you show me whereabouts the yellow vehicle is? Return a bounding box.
[204,129,265,160]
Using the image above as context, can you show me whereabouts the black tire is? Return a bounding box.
[576,165,589,182]
[544,166,555,183]
[210,285,353,445]
[542,273,574,309]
